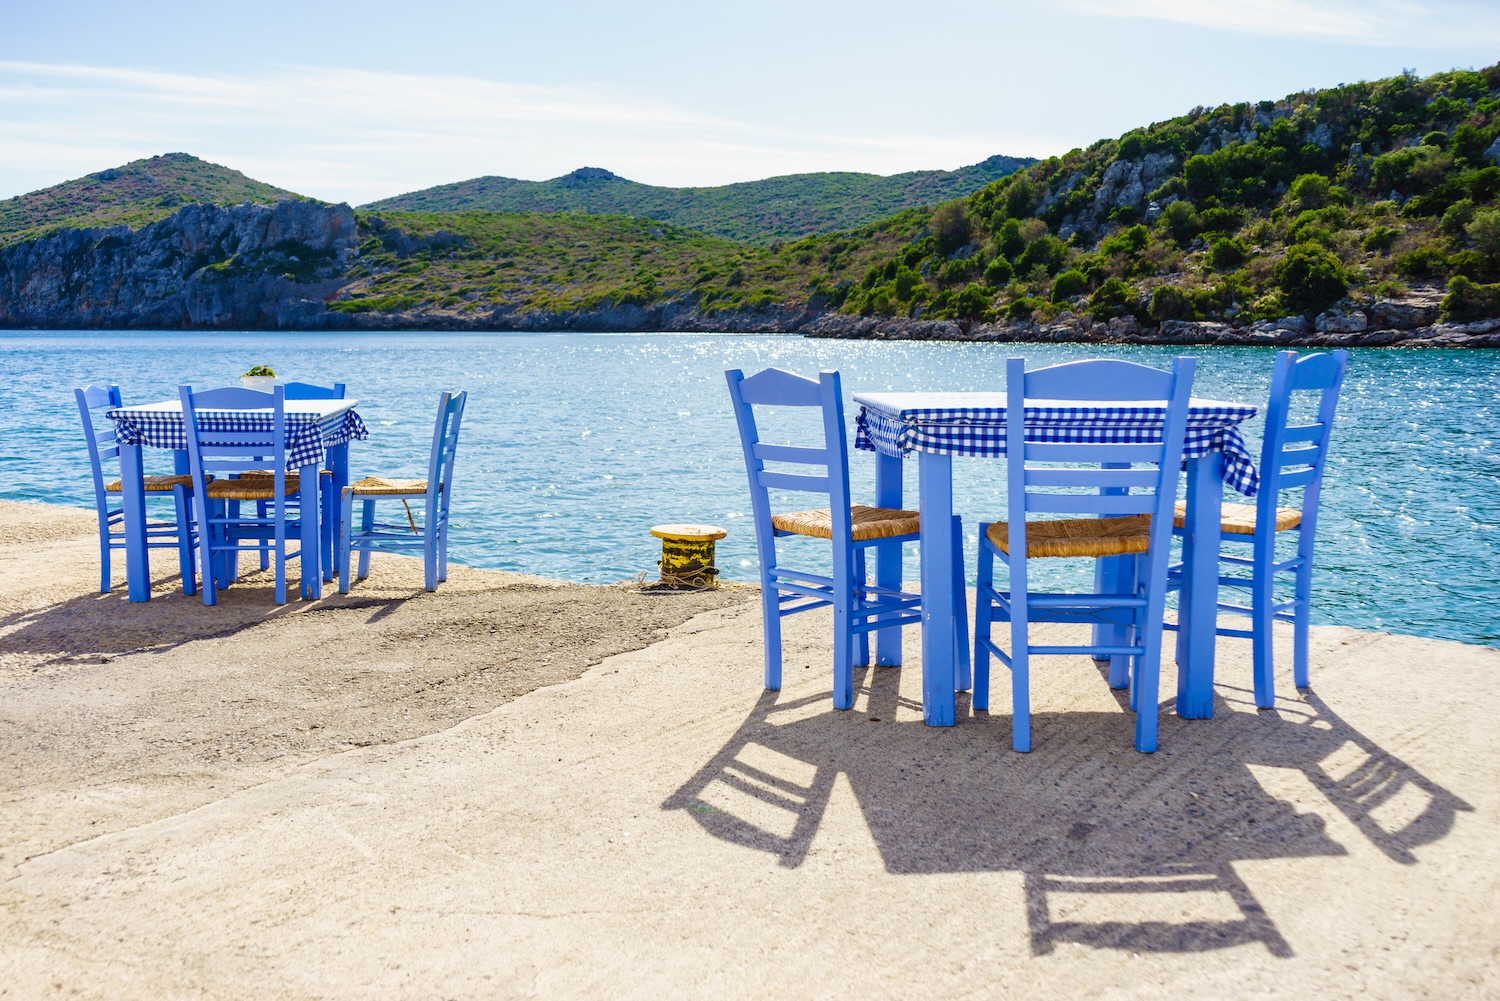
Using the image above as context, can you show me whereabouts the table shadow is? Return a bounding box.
[664,665,1472,958]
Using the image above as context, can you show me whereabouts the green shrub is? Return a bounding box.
[1287,173,1331,211]
[1050,268,1089,302]
[1007,296,1039,321]
[1466,208,1500,254]
[1207,237,1249,270]
[1016,235,1068,277]
[1362,226,1400,253]
[1440,275,1500,322]
[953,283,992,320]
[1274,243,1349,314]
[1089,277,1133,321]
[994,218,1025,260]
[1441,199,1476,236]
[931,201,972,256]
[1159,200,1199,245]
[1099,224,1149,257]
[1148,285,1195,322]
[1394,245,1449,278]
[983,256,1014,285]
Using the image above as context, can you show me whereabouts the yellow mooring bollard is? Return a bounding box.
[648,523,727,590]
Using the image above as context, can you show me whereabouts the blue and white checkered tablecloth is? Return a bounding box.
[854,394,1260,496]
[107,407,369,472]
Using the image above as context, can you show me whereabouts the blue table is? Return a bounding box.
[853,391,1259,726]
[107,398,367,602]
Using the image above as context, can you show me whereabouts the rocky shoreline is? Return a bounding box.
[2,201,1497,347]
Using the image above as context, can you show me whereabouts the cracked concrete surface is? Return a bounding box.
[1,500,1498,999]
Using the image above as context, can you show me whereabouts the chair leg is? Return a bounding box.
[1249,531,1277,709]
[1010,610,1031,753]
[272,499,287,606]
[832,542,855,711]
[98,518,112,595]
[322,476,336,583]
[357,499,375,580]
[437,516,450,583]
[1133,551,1169,753]
[972,526,994,712]
[759,573,783,691]
[423,529,438,592]
[853,548,870,669]
[951,516,971,692]
[173,485,197,596]
[197,498,219,607]
[1293,534,1314,689]
[338,488,355,594]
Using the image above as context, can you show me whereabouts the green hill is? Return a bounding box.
[0,153,303,247]
[830,65,1500,327]
[359,155,1035,244]
[331,207,916,319]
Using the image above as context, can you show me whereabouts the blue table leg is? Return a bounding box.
[300,461,322,599]
[874,451,904,667]
[1178,453,1225,718]
[323,442,350,583]
[119,443,151,602]
[918,451,956,726]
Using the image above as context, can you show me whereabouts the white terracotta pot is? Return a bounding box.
[240,376,278,391]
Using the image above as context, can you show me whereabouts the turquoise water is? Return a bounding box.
[1,330,1495,648]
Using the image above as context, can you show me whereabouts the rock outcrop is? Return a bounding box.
[0,201,357,329]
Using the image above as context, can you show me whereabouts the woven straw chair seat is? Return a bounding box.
[348,476,431,496]
[771,505,920,542]
[986,514,1153,558]
[1172,500,1302,535]
[105,474,193,493]
[205,475,304,501]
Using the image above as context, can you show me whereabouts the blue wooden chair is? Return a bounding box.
[241,381,344,577]
[726,367,968,711]
[75,385,198,595]
[973,357,1196,753]
[1166,349,1349,707]
[180,384,314,605]
[338,390,466,593]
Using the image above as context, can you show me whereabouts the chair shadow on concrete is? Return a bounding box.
[664,663,1472,959]
[0,569,409,667]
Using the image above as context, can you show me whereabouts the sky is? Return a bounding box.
[2,0,1497,205]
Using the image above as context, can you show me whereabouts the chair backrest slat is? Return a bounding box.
[752,442,829,465]
[757,470,833,493]
[1023,467,1160,490]
[1025,493,1157,516]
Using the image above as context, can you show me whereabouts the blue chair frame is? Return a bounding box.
[726,367,968,711]
[257,381,345,579]
[75,385,197,595]
[1166,349,1349,707]
[338,390,466,593]
[180,384,315,605]
[974,357,1195,753]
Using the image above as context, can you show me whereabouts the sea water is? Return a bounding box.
[0,330,1495,648]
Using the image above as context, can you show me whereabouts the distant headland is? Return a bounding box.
[3,64,1499,346]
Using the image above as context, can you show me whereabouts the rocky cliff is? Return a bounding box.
[0,201,357,329]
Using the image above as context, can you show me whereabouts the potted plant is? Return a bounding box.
[241,365,278,390]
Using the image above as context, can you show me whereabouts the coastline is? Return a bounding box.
[3,497,1499,996]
